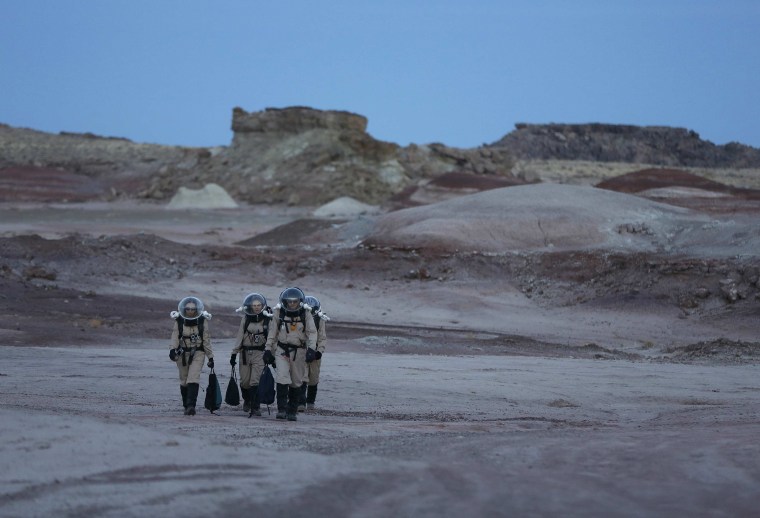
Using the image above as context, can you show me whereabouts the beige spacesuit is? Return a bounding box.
[169,296,214,416]
[265,287,317,421]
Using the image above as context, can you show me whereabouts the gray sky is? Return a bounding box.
[2,0,758,148]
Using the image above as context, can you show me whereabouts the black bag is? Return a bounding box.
[225,367,240,406]
[204,368,222,413]
[258,365,275,406]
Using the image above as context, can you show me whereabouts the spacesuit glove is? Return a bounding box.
[207,358,214,369]
[263,350,275,365]
[229,354,237,366]
[305,347,317,364]
[315,350,322,360]
[169,348,178,361]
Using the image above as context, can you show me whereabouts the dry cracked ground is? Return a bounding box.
[0,169,759,517]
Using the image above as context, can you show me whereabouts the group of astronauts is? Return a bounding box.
[168,286,328,421]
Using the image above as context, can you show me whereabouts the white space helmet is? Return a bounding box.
[178,296,204,321]
[304,295,320,313]
[279,287,305,315]
[242,293,267,316]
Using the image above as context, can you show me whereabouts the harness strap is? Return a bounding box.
[278,341,305,361]
[179,335,205,359]
[279,309,305,334]
[179,346,204,366]
[177,316,205,348]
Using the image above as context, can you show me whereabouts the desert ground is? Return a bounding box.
[1,171,759,517]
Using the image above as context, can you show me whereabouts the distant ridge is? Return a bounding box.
[492,123,760,168]
[2,111,759,205]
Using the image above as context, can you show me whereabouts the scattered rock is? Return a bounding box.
[23,266,56,281]
[719,279,739,302]
[666,339,760,364]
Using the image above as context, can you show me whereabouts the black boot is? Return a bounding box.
[249,385,261,417]
[180,385,188,412]
[298,382,307,412]
[306,384,318,408]
[287,386,299,421]
[241,383,251,413]
[186,383,199,416]
[276,383,289,419]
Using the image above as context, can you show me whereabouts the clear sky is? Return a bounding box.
[2,1,759,149]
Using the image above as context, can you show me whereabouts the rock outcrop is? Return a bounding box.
[213,107,405,205]
[231,106,368,134]
[492,123,760,168]
[144,107,517,206]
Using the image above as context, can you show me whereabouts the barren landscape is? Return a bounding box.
[1,113,759,517]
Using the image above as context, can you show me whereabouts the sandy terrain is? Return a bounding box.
[1,176,759,516]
